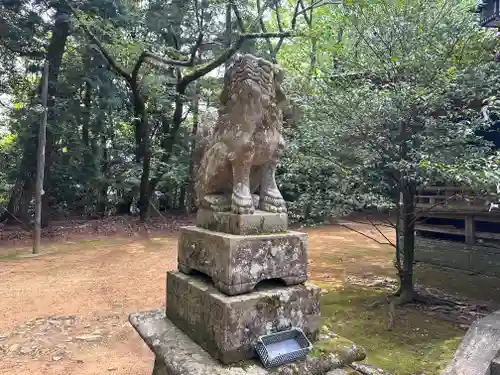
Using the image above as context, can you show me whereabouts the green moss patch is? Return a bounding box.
[318,285,463,375]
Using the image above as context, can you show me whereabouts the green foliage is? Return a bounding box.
[1,0,499,224]
[277,0,500,221]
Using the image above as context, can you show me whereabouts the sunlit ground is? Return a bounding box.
[0,224,498,374]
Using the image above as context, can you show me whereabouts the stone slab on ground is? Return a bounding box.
[491,357,500,375]
[178,226,308,295]
[129,309,366,375]
[196,209,288,235]
[441,310,500,375]
[349,362,392,375]
[326,370,355,375]
[166,271,320,364]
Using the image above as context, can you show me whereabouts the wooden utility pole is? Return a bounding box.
[33,61,49,254]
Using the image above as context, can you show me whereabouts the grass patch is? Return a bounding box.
[320,285,463,375]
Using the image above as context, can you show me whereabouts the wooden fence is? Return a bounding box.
[415,186,500,246]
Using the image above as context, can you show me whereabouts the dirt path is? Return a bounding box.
[0,234,184,375]
[0,223,417,374]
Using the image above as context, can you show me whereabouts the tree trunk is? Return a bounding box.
[34,61,49,254]
[308,1,317,76]
[186,82,200,213]
[148,82,186,199]
[398,182,416,302]
[138,110,151,222]
[2,5,70,226]
[82,81,91,147]
[116,194,134,215]
[41,5,71,227]
[97,133,109,217]
[132,89,147,163]
[82,48,91,148]
[178,185,186,211]
[225,2,232,68]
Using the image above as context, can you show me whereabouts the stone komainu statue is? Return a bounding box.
[194,53,287,214]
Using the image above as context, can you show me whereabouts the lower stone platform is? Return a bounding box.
[129,309,366,375]
[166,271,320,364]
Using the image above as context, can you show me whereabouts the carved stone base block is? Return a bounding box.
[197,208,288,235]
[177,226,308,295]
[165,271,321,365]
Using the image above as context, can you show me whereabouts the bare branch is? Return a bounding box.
[337,223,394,246]
[411,192,463,226]
[367,217,396,247]
[383,217,396,229]
[273,0,287,53]
[291,0,302,29]
[66,4,132,81]
[346,218,395,229]
[0,207,31,231]
[169,25,181,50]
[249,0,272,31]
[274,0,284,32]
[256,0,276,62]
[194,0,202,30]
[179,32,291,90]
[296,0,340,18]
[68,0,204,82]
[298,0,312,27]
[131,53,147,84]
[231,1,246,32]
[142,33,204,70]
[0,41,46,59]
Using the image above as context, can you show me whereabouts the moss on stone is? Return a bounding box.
[309,334,365,365]
[257,294,283,314]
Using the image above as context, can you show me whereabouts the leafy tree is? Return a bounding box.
[0,0,314,224]
[279,0,500,302]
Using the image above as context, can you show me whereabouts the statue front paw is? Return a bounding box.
[260,195,287,213]
[231,193,255,214]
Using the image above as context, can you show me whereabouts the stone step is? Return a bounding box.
[165,271,320,365]
[129,308,366,375]
[178,225,308,296]
[492,357,500,375]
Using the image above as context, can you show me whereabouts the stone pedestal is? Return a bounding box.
[167,210,321,365]
[130,208,334,371]
[129,309,366,375]
[178,226,308,295]
[166,271,320,364]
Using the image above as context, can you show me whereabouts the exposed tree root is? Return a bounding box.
[368,295,391,309]
[369,289,466,331]
[387,299,396,330]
